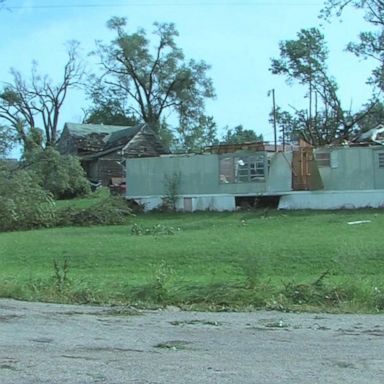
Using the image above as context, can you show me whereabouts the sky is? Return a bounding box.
[0,0,378,148]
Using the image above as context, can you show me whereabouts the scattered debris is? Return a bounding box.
[347,220,371,225]
[154,340,191,350]
[264,320,287,328]
[170,319,222,327]
[258,319,289,329]
[353,125,384,145]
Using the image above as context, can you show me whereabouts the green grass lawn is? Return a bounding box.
[1,208,384,312]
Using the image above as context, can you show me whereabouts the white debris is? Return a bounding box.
[347,220,372,225]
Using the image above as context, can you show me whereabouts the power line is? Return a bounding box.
[8,1,324,10]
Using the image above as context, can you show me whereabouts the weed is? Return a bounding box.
[130,223,179,236]
[152,260,174,303]
[2,210,384,312]
[373,287,384,311]
[162,172,181,211]
[281,271,331,305]
[129,260,175,305]
[52,258,70,292]
[69,286,100,304]
[237,257,262,289]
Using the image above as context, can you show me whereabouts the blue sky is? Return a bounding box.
[0,0,377,144]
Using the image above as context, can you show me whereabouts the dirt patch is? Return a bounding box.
[1,299,384,383]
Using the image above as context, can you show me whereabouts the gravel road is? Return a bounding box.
[1,299,384,383]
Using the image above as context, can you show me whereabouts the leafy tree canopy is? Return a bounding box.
[0,167,56,231]
[355,101,384,131]
[176,115,218,152]
[25,147,90,199]
[83,100,137,126]
[0,125,15,157]
[322,1,384,91]
[221,125,263,144]
[88,18,216,150]
[271,27,372,145]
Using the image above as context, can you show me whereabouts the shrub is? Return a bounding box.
[0,168,56,231]
[162,172,181,211]
[56,196,133,227]
[130,223,178,236]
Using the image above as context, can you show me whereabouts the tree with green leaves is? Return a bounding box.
[0,168,56,231]
[221,125,263,144]
[270,108,300,145]
[83,100,137,126]
[354,101,384,131]
[0,41,83,154]
[88,17,216,149]
[26,146,90,199]
[177,115,217,152]
[271,27,369,145]
[322,1,384,91]
[271,28,329,122]
[322,1,384,26]
[0,125,15,157]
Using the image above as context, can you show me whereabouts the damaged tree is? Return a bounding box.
[322,1,384,92]
[0,41,83,153]
[87,18,216,149]
[270,27,375,145]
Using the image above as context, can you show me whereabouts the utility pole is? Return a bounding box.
[271,89,277,152]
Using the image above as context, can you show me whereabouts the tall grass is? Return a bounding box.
[1,209,384,312]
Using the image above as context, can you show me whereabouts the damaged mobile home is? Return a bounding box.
[125,138,384,211]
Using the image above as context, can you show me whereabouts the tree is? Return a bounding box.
[221,125,263,144]
[355,100,384,131]
[0,168,56,231]
[270,27,369,145]
[322,1,384,26]
[271,108,300,145]
[26,147,91,199]
[322,1,384,91]
[88,18,215,147]
[0,41,83,153]
[83,100,137,126]
[177,115,218,152]
[0,125,15,157]
[271,28,332,121]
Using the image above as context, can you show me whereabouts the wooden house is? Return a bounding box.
[57,123,169,185]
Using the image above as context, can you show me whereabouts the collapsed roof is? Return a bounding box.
[57,122,169,158]
[353,125,384,145]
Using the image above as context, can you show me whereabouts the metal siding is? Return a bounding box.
[126,147,384,202]
[373,149,384,189]
[316,148,375,190]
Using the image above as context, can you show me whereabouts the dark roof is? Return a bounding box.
[62,123,142,153]
[105,126,141,149]
[64,123,135,137]
[61,122,170,159]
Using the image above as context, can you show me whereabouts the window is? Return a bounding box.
[378,152,384,168]
[219,154,265,183]
[315,152,331,167]
[219,157,234,183]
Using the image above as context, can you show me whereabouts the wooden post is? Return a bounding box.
[272,89,277,152]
